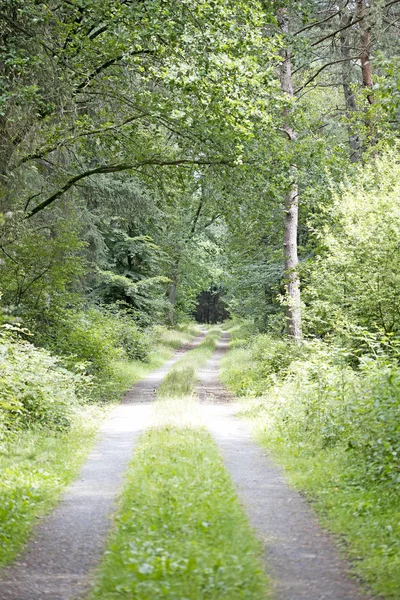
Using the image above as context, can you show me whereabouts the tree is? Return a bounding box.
[278,6,302,342]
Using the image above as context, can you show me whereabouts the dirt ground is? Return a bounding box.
[198,333,373,600]
[0,334,205,600]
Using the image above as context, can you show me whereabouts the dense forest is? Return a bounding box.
[1,1,400,598]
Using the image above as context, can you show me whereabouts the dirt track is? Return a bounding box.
[0,331,375,600]
[0,334,205,600]
[199,333,372,600]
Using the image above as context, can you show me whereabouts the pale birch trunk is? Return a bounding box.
[278,7,302,342]
[356,0,374,105]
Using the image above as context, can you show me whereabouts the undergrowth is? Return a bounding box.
[0,405,104,566]
[0,323,198,566]
[221,321,400,599]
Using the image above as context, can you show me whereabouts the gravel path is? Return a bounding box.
[198,333,374,600]
[0,333,205,600]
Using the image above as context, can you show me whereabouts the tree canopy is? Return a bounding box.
[1,0,400,338]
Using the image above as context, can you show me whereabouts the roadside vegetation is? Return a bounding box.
[2,1,400,595]
[90,329,269,600]
[0,321,197,566]
[219,154,400,600]
[222,322,400,599]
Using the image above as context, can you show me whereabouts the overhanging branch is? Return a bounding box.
[295,55,360,95]
[293,2,350,36]
[25,158,233,218]
[74,49,154,93]
[17,113,150,167]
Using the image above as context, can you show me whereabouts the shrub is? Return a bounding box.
[304,152,400,345]
[0,329,87,431]
[34,306,151,378]
[35,308,123,378]
[224,332,400,486]
[101,307,151,361]
[222,331,304,396]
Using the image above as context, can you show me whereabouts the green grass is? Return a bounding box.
[252,436,400,599]
[158,323,201,349]
[221,338,400,600]
[97,325,201,401]
[0,325,198,566]
[89,427,268,600]
[89,326,269,599]
[0,405,105,565]
[157,327,221,399]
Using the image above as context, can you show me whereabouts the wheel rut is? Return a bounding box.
[0,333,205,600]
[198,333,374,600]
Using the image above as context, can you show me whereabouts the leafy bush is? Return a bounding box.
[114,320,150,361]
[223,332,400,486]
[222,329,304,396]
[0,330,87,431]
[34,306,151,378]
[304,152,400,347]
[96,306,152,361]
[0,216,85,316]
[35,308,123,378]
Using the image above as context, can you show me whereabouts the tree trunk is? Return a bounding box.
[167,264,179,326]
[356,0,374,105]
[339,11,361,161]
[278,7,302,342]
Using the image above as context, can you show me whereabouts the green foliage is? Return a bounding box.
[35,308,121,377]
[34,306,152,383]
[224,330,400,487]
[94,229,170,324]
[96,270,170,325]
[0,329,87,431]
[222,326,303,396]
[0,216,85,314]
[304,151,400,347]
[222,324,400,598]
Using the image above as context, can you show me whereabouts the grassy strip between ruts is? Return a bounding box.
[156,326,221,398]
[0,325,198,566]
[89,328,269,600]
[220,325,400,600]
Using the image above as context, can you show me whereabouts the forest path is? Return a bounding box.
[0,332,205,600]
[198,333,373,600]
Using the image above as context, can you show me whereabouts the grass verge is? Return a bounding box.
[264,444,400,599]
[221,328,400,600]
[0,405,104,566]
[89,327,269,600]
[0,325,198,566]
